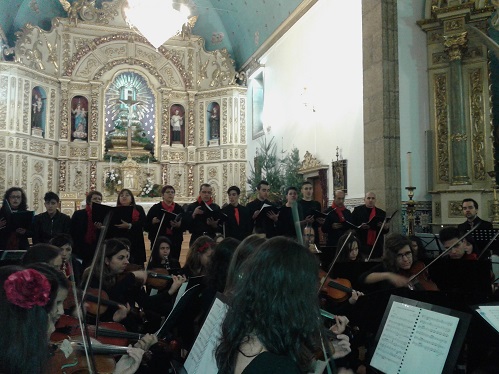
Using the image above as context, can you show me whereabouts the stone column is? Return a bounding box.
[362,0,401,226]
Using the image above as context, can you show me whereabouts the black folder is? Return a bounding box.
[10,210,34,229]
[92,203,134,227]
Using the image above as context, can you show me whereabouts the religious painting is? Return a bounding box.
[170,104,185,146]
[104,72,155,155]
[207,102,220,145]
[31,86,46,137]
[250,72,264,139]
[71,95,88,141]
[332,159,347,194]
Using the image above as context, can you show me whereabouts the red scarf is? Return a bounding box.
[131,208,140,222]
[197,196,213,206]
[161,201,175,235]
[331,202,346,222]
[367,207,377,246]
[84,205,96,245]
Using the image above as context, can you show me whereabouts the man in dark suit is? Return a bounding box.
[185,183,221,245]
[221,186,251,241]
[458,198,494,256]
[352,191,388,259]
[246,180,278,238]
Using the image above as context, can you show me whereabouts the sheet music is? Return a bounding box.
[260,203,273,211]
[371,301,459,374]
[477,305,499,332]
[184,297,228,374]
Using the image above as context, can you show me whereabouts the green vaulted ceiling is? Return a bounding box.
[0,0,304,69]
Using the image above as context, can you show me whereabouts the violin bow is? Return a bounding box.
[477,228,499,261]
[291,201,304,245]
[79,209,114,374]
[407,222,482,284]
[366,210,398,262]
[146,211,167,271]
[318,231,353,293]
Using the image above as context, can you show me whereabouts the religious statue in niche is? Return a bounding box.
[31,86,46,137]
[170,104,185,146]
[104,72,155,157]
[207,102,220,145]
[71,95,88,141]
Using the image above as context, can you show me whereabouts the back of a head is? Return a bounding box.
[22,243,61,265]
[0,265,50,374]
[233,236,320,324]
[439,227,461,244]
[225,234,266,292]
[217,237,322,374]
[49,233,74,248]
[207,237,240,292]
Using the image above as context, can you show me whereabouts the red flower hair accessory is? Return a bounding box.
[4,269,51,309]
[197,242,213,253]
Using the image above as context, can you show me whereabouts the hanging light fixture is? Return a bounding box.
[125,0,191,49]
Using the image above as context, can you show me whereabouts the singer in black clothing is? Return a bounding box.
[145,185,185,261]
[185,184,221,245]
[0,187,32,250]
[221,186,251,241]
[246,180,278,238]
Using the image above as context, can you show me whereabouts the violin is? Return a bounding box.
[51,314,129,347]
[319,269,353,303]
[47,336,129,374]
[402,261,439,291]
[146,268,174,290]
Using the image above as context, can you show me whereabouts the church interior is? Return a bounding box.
[1,0,499,235]
[2,0,499,372]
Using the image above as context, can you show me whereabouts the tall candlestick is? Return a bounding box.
[406,152,412,187]
[147,158,150,173]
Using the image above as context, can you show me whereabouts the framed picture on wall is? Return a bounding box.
[332,159,347,194]
[251,71,264,139]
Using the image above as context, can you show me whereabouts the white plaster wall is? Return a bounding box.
[398,0,430,202]
[246,0,364,200]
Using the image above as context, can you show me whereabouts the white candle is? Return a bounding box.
[407,152,412,187]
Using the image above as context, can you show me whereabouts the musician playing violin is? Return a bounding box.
[360,234,437,291]
[80,238,186,332]
[0,265,145,374]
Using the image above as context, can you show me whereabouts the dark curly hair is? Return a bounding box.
[382,234,413,272]
[3,187,28,211]
[215,236,325,373]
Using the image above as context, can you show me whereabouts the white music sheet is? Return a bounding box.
[371,301,459,374]
[477,305,499,332]
[184,297,228,374]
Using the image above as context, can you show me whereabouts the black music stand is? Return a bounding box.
[470,229,499,255]
[415,232,442,258]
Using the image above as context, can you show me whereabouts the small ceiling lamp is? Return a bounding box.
[125,0,190,49]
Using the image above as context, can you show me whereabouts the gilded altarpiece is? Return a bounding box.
[418,1,497,229]
[0,0,247,214]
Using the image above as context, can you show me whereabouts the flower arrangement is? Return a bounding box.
[140,177,161,197]
[105,169,122,194]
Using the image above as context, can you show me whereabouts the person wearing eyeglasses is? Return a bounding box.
[359,234,416,291]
